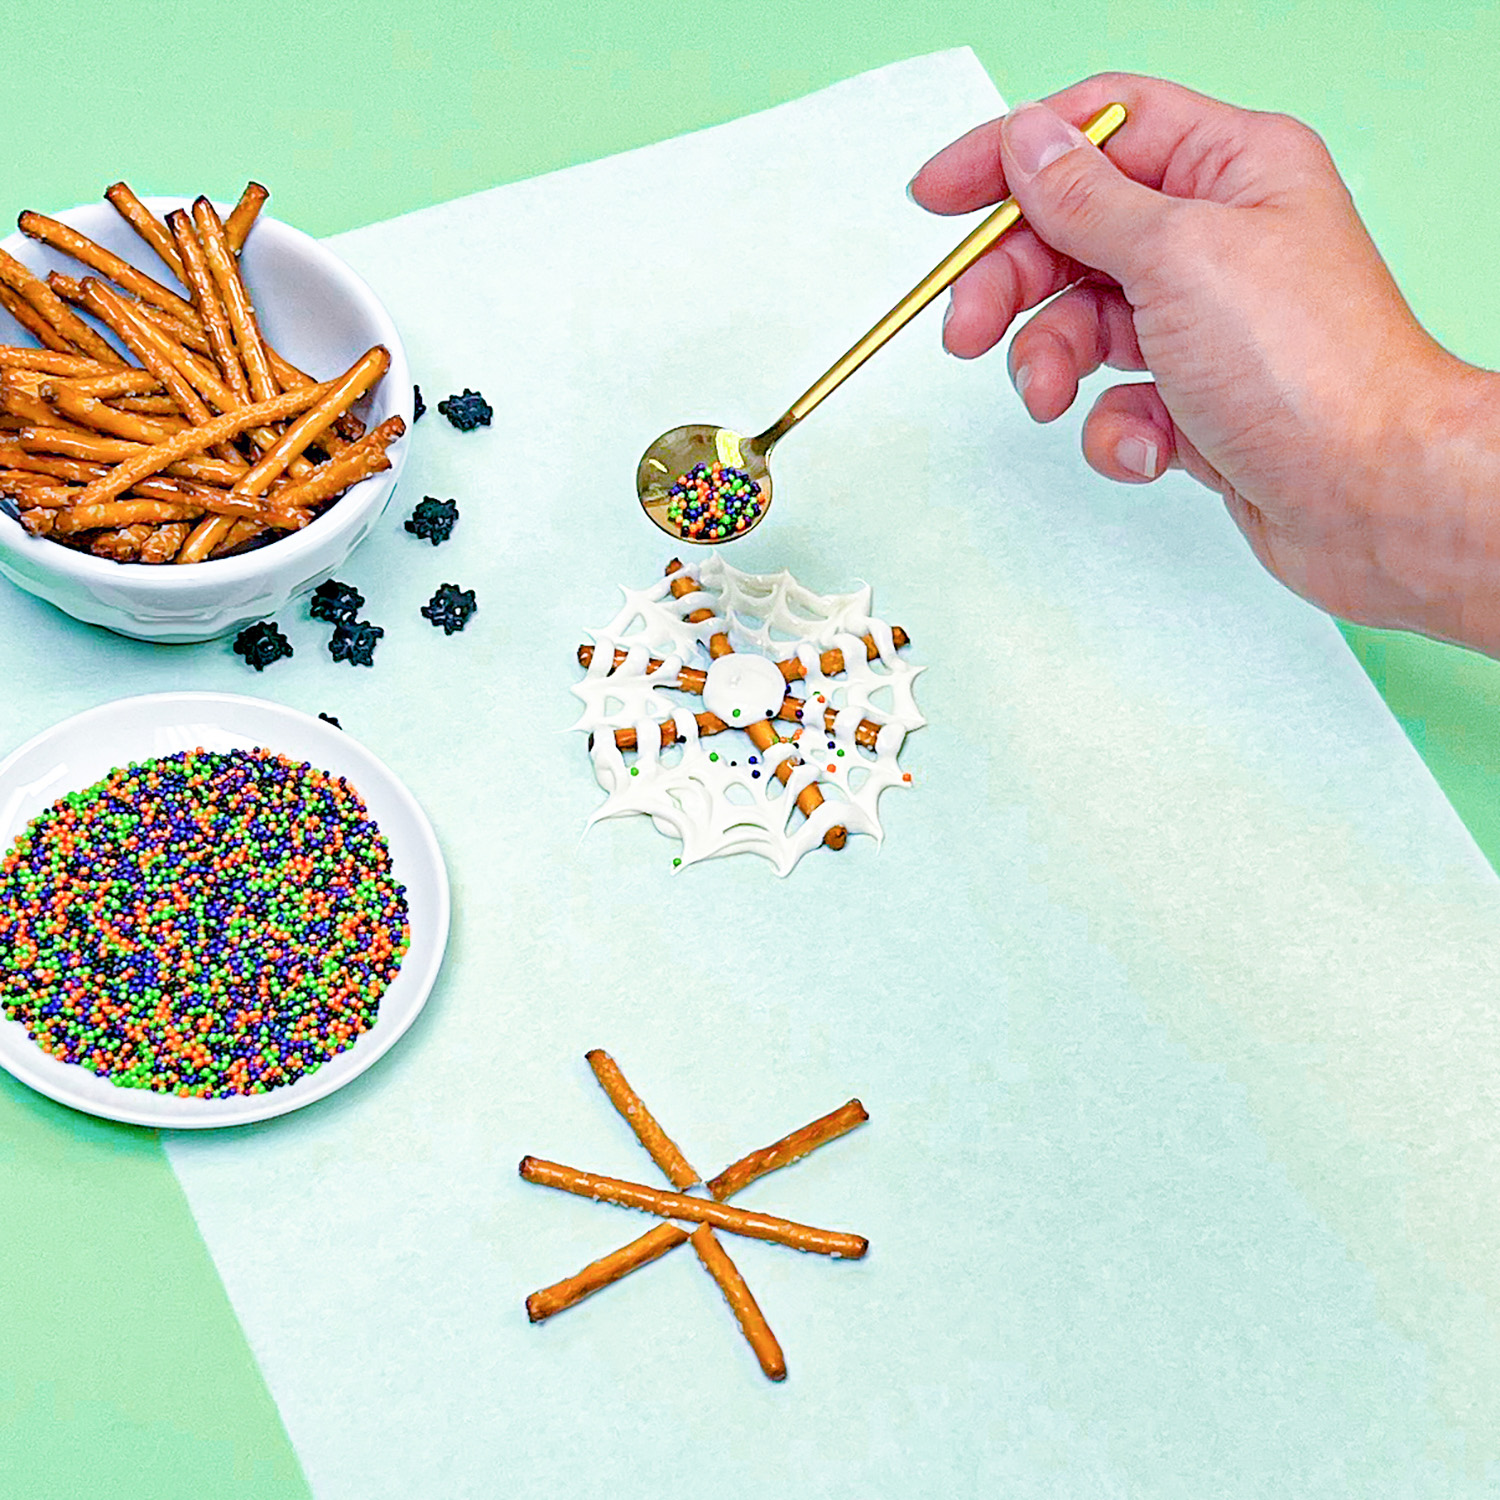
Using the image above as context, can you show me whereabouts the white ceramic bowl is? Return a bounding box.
[0,197,412,642]
[0,692,450,1127]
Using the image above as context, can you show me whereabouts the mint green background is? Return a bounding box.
[3,4,1498,1498]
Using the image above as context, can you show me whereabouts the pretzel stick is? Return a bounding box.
[540,1057,791,1376]
[0,376,65,427]
[781,629,912,682]
[66,380,330,508]
[166,209,249,402]
[255,417,401,512]
[0,346,109,375]
[103,184,187,284]
[88,522,153,561]
[14,426,249,485]
[525,1224,688,1324]
[50,387,177,445]
[707,1100,869,1200]
[0,282,76,354]
[0,250,125,366]
[18,212,201,327]
[210,517,266,555]
[228,347,387,497]
[139,520,189,563]
[175,513,236,563]
[18,508,54,535]
[1,481,76,508]
[688,1225,786,1381]
[582,1053,781,1371]
[109,395,179,415]
[518,1158,868,1259]
[114,293,209,353]
[0,445,105,481]
[78,280,218,425]
[59,368,163,398]
[52,498,204,535]
[192,198,277,401]
[0,467,61,490]
[585,1049,700,1190]
[259,347,363,443]
[224,183,269,252]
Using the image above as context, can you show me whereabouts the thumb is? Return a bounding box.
[1000,103,1169,286]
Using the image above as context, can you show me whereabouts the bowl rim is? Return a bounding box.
[0,197,412,588]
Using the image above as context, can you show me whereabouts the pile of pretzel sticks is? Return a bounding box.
[0,182,403,564]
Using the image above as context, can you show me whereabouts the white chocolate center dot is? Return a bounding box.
[702,653,785,725]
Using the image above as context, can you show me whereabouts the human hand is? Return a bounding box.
[909,74,1500,653]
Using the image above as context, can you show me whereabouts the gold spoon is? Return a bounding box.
[637,102,1128,544]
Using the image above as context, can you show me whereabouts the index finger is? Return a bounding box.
[908,71,1258,215]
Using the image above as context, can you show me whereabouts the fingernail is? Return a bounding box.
[1116,436,1159,479]
[1011,362,1032,400]
[1002,102,1086,182]
[905,175,920,203]
[941,294,957,353]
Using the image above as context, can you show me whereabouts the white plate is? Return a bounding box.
[0,692,449,1128]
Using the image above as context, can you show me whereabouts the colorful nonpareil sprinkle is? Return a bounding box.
[0,747,410,1098]
[664,462,763,541]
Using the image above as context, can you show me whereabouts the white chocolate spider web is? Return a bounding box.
[572,556,924,876]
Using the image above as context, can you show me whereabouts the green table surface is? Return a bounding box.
[3,4,1498,1497]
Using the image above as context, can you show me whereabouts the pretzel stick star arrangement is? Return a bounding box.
[2,179,401,561]
[524,1053,870,1382]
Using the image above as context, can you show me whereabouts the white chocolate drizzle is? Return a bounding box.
[573,557,924,875]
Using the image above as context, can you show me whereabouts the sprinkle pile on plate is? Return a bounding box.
[0,746,410,1098]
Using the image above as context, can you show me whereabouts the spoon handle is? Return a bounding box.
[751,102,1128,452]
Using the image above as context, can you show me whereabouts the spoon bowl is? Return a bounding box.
[637,423,773,544]
[636,103,1128,545]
